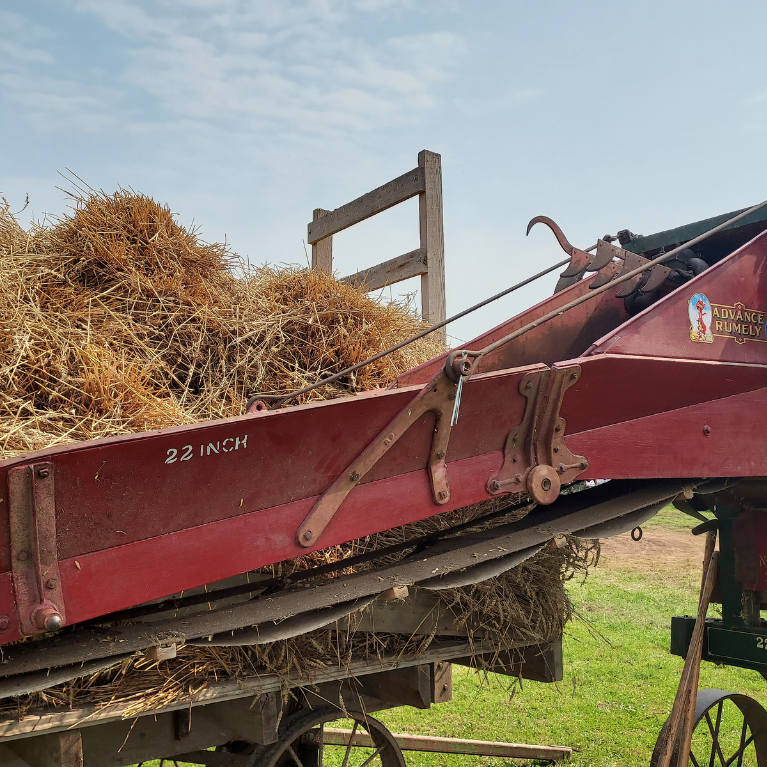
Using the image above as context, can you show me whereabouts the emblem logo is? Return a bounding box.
[689,293,713,343]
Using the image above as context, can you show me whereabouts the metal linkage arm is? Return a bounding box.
[296,352,474,546]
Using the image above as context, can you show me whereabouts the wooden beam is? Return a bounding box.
[7,731,83,767]
[0,641,488,742]
[311,209,333,274]
[418,150,446,331]
[307,166,425,244]
[319,730,572,762]
[340,248,427,292]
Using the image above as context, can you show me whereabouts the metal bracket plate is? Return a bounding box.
[487,365,588,504]
[7,462,66,636]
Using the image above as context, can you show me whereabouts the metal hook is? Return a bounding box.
[527,216,595,280]
[526,215,578,256]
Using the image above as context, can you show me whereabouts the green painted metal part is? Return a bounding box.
[671,617,767,673]
[622,204,767,261]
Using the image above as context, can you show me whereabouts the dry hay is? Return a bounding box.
[0,191,599,722]
[0,191,443,459]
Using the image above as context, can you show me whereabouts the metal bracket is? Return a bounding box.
[296,353,475,547]
[7,462,66,636]
[528,218,672,296]
[487,366,588,504]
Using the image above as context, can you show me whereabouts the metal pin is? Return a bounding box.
[451,352,468,426]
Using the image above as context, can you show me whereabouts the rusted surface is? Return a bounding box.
[295,366,460,547]
[487,365,587,503]
[7,463,65,635]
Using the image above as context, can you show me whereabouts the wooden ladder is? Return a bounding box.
[308,149,446,333]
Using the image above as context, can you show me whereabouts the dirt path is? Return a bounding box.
[599,523,705,572]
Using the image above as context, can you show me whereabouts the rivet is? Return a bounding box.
[512,455,518,462]
[46,578,57,590]
[17,551,28,562]
[436,450,445,459]
[703,425,711,436]
[0,616,10,633]
[554,424,562,432]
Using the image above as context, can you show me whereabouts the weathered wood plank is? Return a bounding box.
[0,641,484,742]
[418,150,446,331]
[340,248,427,292]
[311,208,333,274]
[7,731,83,767]
[307,166,425,244]
[320,730,572,762]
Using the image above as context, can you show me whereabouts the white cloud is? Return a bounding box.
[71,0,464,140]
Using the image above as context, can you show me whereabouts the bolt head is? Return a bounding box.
[554,424,562,432]
[0,616,10,633]
[525,380,533,390]
[16,551,28,562]
[570,372,578,381]
[44,613,63,632]
[489,480,500,492]
[438,490,448,501]
[703,425,711,436]
[541,478,552,492]
[303,530,313,542]
[580,460,588,469]
[37,468,49,478]
[45,578,57,590]
[553,446,559,453]
[436,450,445,460]
[349,471,360,482]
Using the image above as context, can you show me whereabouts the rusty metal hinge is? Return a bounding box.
[7,462,66,635]
[487,365,588,505]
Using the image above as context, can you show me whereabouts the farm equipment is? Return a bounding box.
[3,152,767,765]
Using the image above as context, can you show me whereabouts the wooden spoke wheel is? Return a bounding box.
[246,706,406,767]
[652,689,767,767]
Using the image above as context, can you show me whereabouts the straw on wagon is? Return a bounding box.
[0,191,598,720]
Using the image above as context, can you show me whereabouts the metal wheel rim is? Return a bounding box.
[652,689,767,767]
[246,706,406,767]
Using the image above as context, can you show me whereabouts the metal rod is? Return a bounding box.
[262,257,570,406]
[472,199,767,362]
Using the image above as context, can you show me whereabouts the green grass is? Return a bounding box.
[367,505,767,766]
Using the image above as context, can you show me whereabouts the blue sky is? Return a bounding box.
[3,1,767,342]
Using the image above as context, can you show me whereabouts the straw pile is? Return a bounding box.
[0,190,599,722]
[0,191,443,459]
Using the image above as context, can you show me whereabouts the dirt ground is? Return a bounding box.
[599,523,705,572]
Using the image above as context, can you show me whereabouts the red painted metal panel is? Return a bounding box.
[566,386,767,479]
[559,354,767,434]
[588,229,767,364]
[0,367,532,566]
[396,273,629,386]
[0,368,538,640]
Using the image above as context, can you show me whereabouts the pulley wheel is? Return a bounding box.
[527,464,561,505]
[247,706,406,767]
[651,689,767,766]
